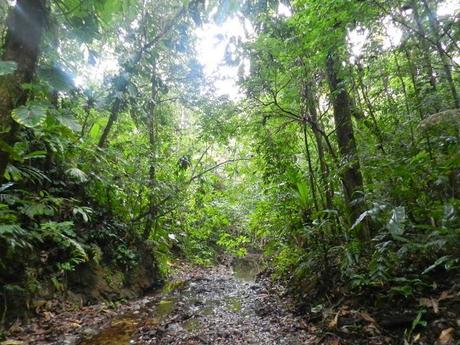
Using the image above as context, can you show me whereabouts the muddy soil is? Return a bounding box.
[130,266,314,344]
[4,260,317,345]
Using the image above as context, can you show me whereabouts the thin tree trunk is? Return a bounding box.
[97,78,128,148]
[144,71,159,240]
[80,96,94,138]
[302,122,319,212]
[421,0,459,108]
[326,52,369,242]
[0,0,48,182]
[404,45,435,160]
[411,0,437,93]
[354,62,387,152]
[301,80,334,210]
[393,49,416,148]
[143,118,157,239]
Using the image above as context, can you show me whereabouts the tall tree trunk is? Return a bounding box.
[421,0,459,108]
[326,52,369,242]
[97,78,128,148]
[143,116,157,239]
[411,0,437,94]
[144,71,159,240]
[354,62,386,152]
[393,49,416,148]
[404,45,435,160]
[302,122,319,212]
[301,80,334,211]
[0,0,48,183]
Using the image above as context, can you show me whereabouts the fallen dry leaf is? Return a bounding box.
[364,323,380,336]
[7,319,22,334]
[439,291,454,302]
[67,322,82,329]
[419,297,439,314]
[432,298,439,313]
[0,340,24,345]
[438,327,454,345]
[328,311,340,329]
[360,311,377,324]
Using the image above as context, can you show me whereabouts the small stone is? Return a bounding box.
[81,327,98,339]
[60,335,80,345]
[0,340,24,345]
[167,322,183,333]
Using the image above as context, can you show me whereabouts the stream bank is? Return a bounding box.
[7,258,448,344]
[2,259,316,344]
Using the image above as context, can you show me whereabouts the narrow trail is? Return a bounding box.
[13,260,317,345]
[83,264,314,345]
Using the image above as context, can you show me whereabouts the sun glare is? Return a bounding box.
[277,3,292,17]
[438,0,460,16]
[73,0,458,95]
[74,45,119,88]
[195,16,253,100]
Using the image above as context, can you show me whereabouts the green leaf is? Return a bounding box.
[66,167,88,182]
[12,103,49,128]
[351,204,386,229]
[95,0,122,25]
[0,61,17,76]
[387,207,406,236]
[23,150,47,160]
[422,256,451,275]
[56,111,82,132]
[20,202,55,219]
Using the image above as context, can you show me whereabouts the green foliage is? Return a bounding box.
[65,167,88,183]
[113,244,138,270]
[236,0,460,315]
[0,60,16,76]
[0,0,459,331]
[217,233,249,257]
[11,103,49,128]
[39,221,88,270]
[0,224,32,254]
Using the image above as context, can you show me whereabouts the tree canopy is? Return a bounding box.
[0,0,459,342]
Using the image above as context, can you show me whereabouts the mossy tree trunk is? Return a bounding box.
[326,51,369,242]
[0,0,48,183]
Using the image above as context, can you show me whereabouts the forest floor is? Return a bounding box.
[3,260,318,345]
[3,259,456,345]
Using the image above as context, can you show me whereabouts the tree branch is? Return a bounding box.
[188,157,253,183]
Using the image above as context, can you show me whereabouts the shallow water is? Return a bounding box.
[80,256,310,345]
[232,255,262,282]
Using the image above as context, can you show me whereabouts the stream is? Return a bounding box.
[5,257,315,345]
[79,257,312,345]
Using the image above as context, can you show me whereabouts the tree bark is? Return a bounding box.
[410,0,437,94]
[403,44,435,160]
[144,71,159,240]
[0,0,48,182]
[97,77,128,148]
[326,52,369,241]
[353,62,386,153]
[393,49,416,148]
[421,0,459,108]
[302,122,319,212]
[301,80,334,211]
[96,4,191,149]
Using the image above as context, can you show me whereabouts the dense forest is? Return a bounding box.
[0,0,459,344]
